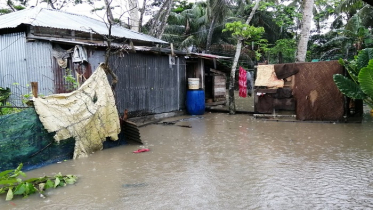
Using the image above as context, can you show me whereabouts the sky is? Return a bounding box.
[1,0,332,33]
[0,0,148,23]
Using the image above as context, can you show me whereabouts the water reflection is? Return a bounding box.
[1,113,373,209]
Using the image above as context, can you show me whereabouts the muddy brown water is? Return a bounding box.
[1,113,373,209]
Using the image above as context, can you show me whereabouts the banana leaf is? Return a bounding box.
[357,48,373,70]
[333,74,366,99]
[358,59,373,99]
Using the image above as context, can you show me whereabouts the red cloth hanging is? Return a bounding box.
[238,66,247,97]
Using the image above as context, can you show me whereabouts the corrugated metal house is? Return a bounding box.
[185,53,231,105]
[0,8,187,117]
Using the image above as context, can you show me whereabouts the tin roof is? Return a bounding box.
[0,7,167,44]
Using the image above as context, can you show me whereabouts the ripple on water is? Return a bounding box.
[2,113,373,210]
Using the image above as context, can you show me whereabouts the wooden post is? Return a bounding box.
[171,43,175,57]
[31,82,38,98]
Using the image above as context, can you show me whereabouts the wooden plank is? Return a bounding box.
[206,100,226,106]
[210,69,225,75]
[213,75,227,102]
[31,82,38,98]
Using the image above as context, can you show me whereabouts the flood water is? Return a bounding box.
[2,112,373,209]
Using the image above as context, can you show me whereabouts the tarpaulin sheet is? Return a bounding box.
[255,65,284,88]
[34,64,120,159]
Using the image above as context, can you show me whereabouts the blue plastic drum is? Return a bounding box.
[186,90,205,115]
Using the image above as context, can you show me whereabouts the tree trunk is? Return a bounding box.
[149,0,169,37]
[205,16,216,53]
[104,0,115,24]
[228,40,243,114]
[295,0,314,62]
[128,0,139,32]
[7,0,15,11]
[138,0,147,32]
[279,51,283,63]
[156,0,173,39]
[157,0,173,39]
[103,0,118,91]
[228,0,260,114]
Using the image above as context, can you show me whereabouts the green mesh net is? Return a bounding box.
[0,109,75,171]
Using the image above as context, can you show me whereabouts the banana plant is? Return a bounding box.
[333,48,373,108]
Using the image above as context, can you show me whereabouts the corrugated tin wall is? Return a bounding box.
[111,53,186,117]
[0,32,28,106]
[26,40,54,96]
[0,34,186,114]
[0,32,53,106]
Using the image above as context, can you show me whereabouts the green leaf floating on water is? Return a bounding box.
[54,177,60,188]
[0,164,78,201]
[45,179,54,190]
[5,187,13,201]
[13,183,26,195]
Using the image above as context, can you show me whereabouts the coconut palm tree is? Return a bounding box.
[205,0,232,53]
[322,14,373,59]
[161,2,208,51]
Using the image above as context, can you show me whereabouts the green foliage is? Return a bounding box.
[339,48,373,83]
[358,59,373,101]
[271,4,301,28]
[0,87,11,104]
[91,6,105,13]
[13,5,25,10]
[0,102,21,116]
[172,0,193,13]
[333,74,366,99]
[0,9,12,15]
[0,164,78,201]
[334,48,373,108]
[267,39,297,63]
[223,21,265,41]
[0,87,20,115]
[64,68,79,91]
[356,48,373,70]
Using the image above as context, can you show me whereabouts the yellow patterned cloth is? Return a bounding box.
[255,65,284,88]
[34,64,120,159]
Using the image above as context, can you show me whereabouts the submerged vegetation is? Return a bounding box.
[0,164,77,201]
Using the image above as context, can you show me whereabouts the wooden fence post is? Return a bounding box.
[31,82,38,98]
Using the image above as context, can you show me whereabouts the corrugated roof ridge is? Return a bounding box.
[40,8,140,34]
[0,7,41,29]
[40,8,108,25]
[24,7,43,25]
[0,7,167,44]
[37,8,166,42]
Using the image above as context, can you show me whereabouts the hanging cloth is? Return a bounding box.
[72,45,88,63]
[247,71,253,97]
[238,66,247,97]
[52,45,71,68]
